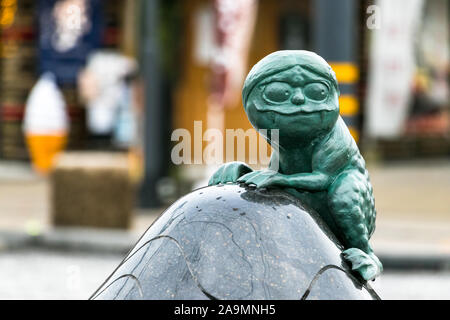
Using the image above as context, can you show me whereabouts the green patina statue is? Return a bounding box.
[208,50,383,281]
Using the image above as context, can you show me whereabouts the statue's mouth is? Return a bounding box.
[256,106,335,116]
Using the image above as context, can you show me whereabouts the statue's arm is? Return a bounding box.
[208,161,253,185]
[240,150,333,191]
[273,171,331,191]
[267,139,350,191]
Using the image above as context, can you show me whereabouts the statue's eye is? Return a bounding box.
[263,82,292,103]
[303,82,329,101]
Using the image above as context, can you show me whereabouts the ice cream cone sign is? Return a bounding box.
[23,72,69,175]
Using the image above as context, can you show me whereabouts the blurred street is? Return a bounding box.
[0,159,450,299]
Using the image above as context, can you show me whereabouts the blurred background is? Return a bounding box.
[0,0,449,299]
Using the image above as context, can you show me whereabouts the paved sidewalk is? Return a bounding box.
[368,160,450,268]
[1,160,449,269]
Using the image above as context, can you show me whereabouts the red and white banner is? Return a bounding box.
[365,0,424,138]
[210,0,258,110]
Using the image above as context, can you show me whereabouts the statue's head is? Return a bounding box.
[242,50,340,144]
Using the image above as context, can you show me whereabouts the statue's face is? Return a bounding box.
[245,65,339,144]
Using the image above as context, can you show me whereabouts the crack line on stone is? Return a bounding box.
[300,265,347,300]
[185,220,256,299]
[93,235,219,300]
[240,215,271,299]
[92,273,144,300]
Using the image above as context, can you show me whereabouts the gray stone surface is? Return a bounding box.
[93,184,378,300]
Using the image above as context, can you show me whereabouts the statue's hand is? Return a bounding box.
[237,170,286,188]
[208,162,253,186]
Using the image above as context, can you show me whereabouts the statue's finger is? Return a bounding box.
[248,174,269,186]
[257,178,273,188]
[237,171,259,182]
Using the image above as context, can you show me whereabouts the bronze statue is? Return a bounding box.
[209,50,382,281]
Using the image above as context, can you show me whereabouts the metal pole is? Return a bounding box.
[139,0,164,207]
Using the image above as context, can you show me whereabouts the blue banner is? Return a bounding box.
[38,0,103,84]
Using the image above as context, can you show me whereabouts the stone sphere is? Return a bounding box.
[91,184,379,300]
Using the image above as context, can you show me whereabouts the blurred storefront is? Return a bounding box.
[0,0,366,163]
[0,0,36,159]
[364,0,450,159]
[0,0,129,160]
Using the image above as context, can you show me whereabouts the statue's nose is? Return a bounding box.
[291,90,305,105]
